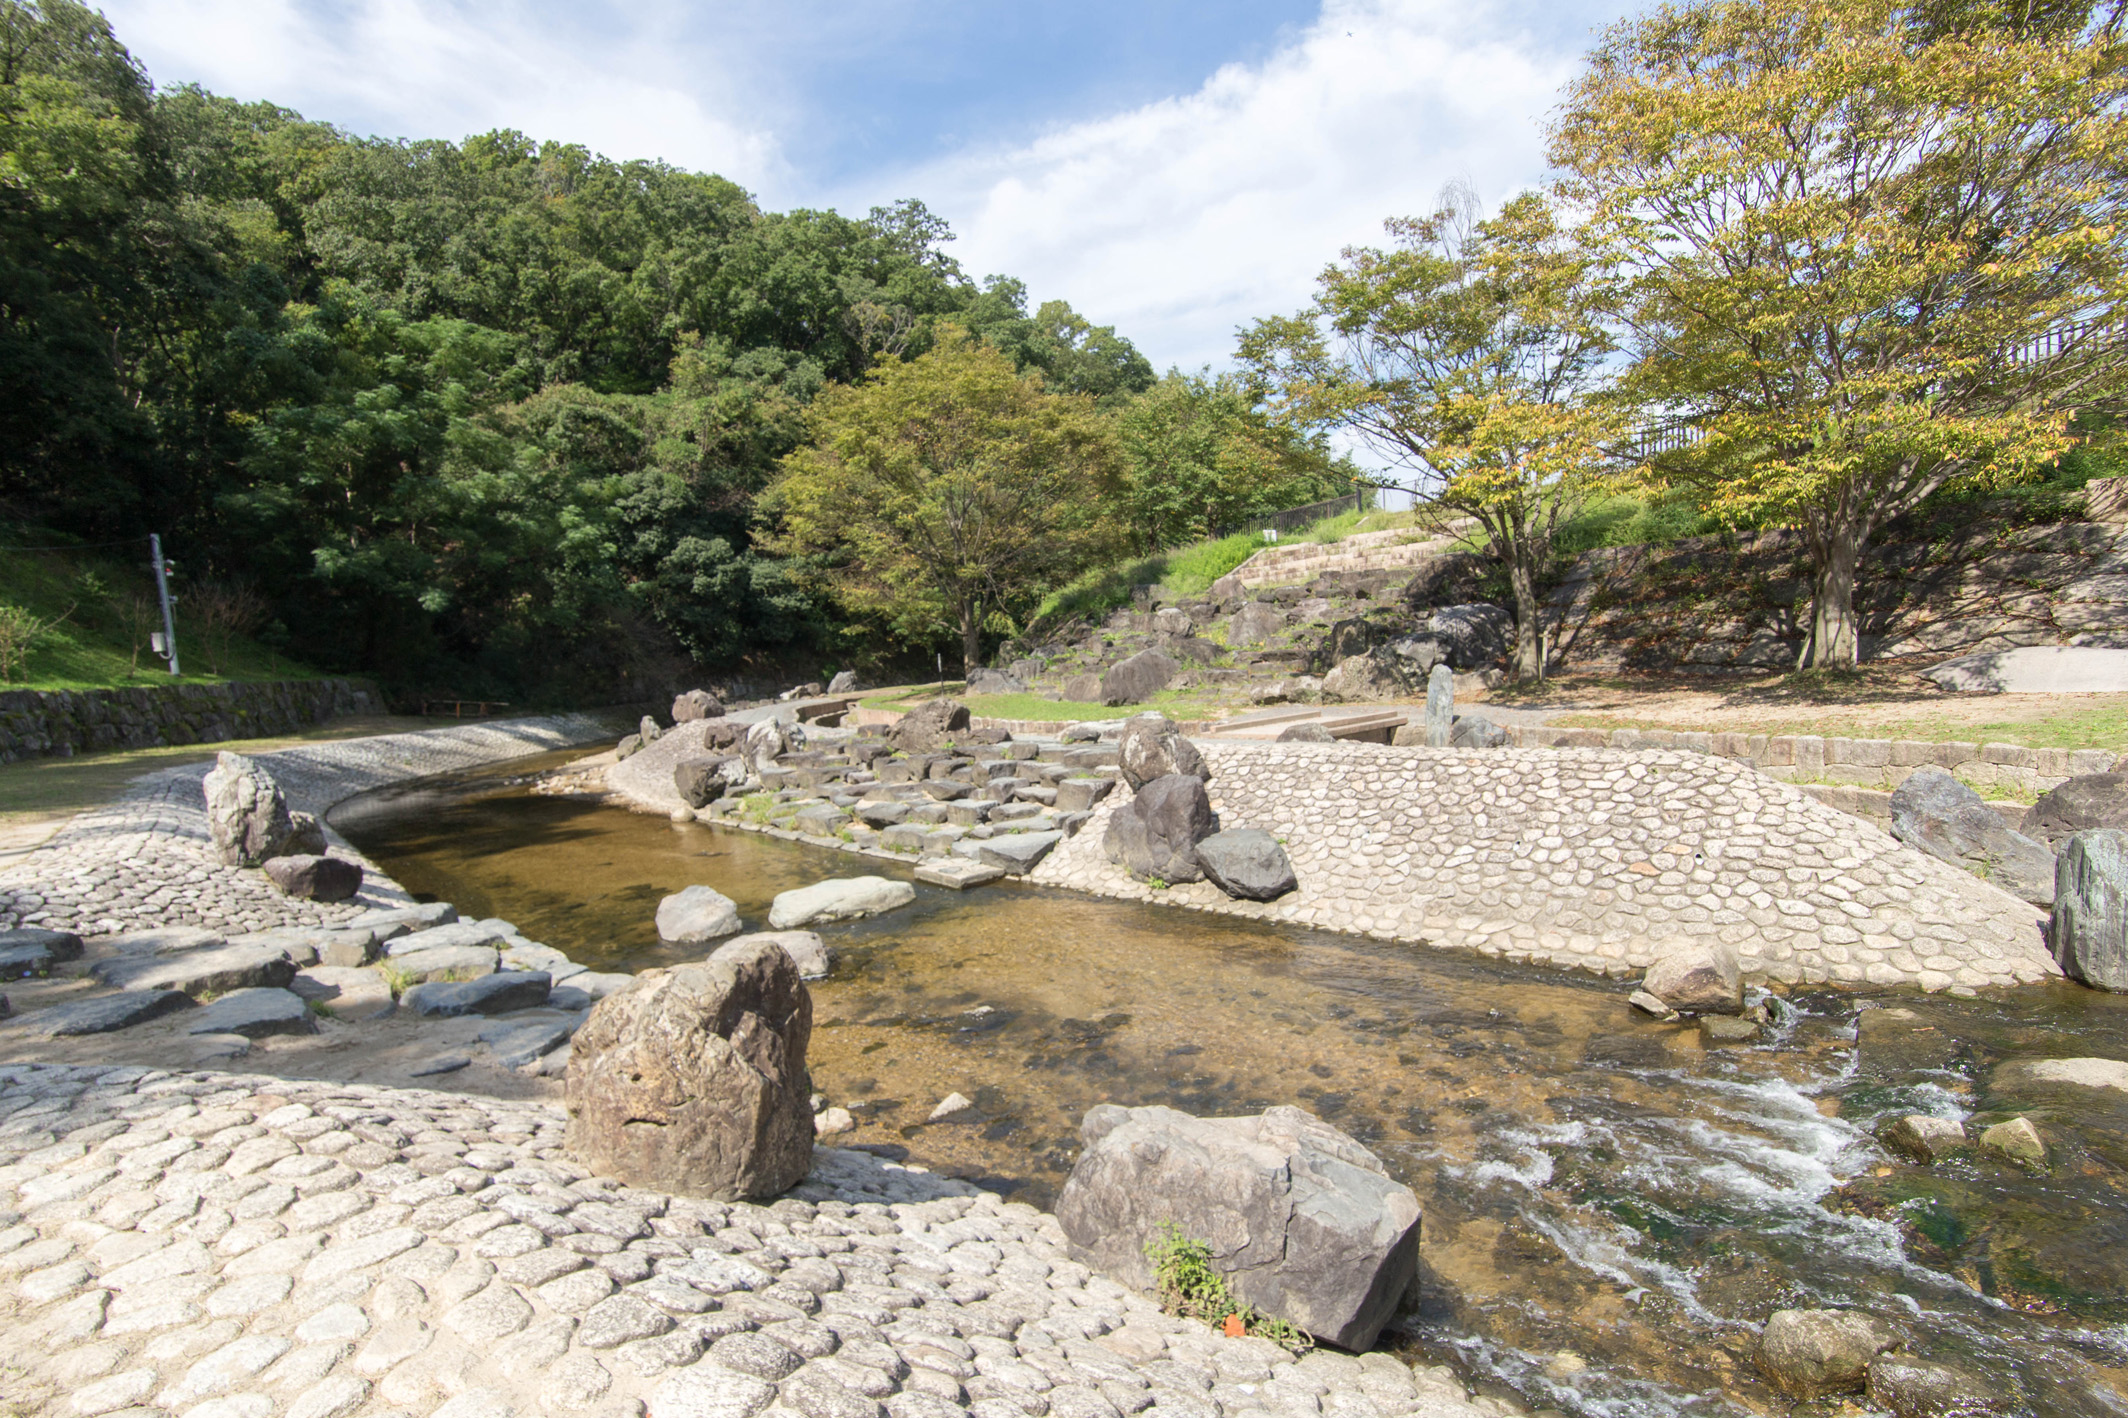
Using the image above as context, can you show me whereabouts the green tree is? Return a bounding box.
[1553,0,2128,667]
[1241,190,1623,682]
[1112,369,1352,553]
[773,328,1121,672]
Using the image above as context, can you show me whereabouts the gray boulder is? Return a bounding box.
[966,668,1025,695]
[1118,714,1210,791]
[382,945,499,984]
[827,670,859,695]
[615,732,644,760]
[1867,1357,2004,1417]
[1229,602,1287,647]
[262,854,364,902]
[1101,649,1179,707]
[1055,1103,1421,1351]
[1386,634,1442,675]
[186,987,315,1038]
[351,902,457,933]
[91,942,297,995]
[403,970,552,1017]
[1642,939,1744,1014]
[1208,574,1246,604]
[2025,773,2128,849]
[0,927,82,982]
[976,831,1063,875]
[1430,604,1512,669]
[1277,722,1336,743]
[639,715,664,744]
[1325,618,1373,662]
[1055,777,1116,812]
[2052,829,2128,990]
[888,699,972,753]
[1321,651,1409,703]
[1103,774,1215,884]
[1449,714,1510,749]
[286,812,328,857]
[16,989,192,1037]
[1196,829,1298,901]
[720,931,830,980]
[674,755,745,809]
[1061,674,1104,704]
[672,689,724,722]
[655,885,742,944]
[566,940,813,1200]
[1755,1308,1898,1399]
[203,751,297,867]
[744,717,792,776]
[1890,766,2057,905]
[767,876,915,930]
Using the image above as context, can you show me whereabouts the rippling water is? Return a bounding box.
[334,750,2128,1417]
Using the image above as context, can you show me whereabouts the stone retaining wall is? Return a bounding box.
[1504,723,2119,798]
[0,677,382,765]
[1030,741,2059,993]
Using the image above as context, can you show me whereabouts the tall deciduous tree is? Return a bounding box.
[1553,0,2128,667]
[1240,190,1622,682]
[773,328,1121,674]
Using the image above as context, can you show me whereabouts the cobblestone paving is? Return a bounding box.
[0,717,612,938]
[1031,742,2060,993]
[0,1064,1494,1418]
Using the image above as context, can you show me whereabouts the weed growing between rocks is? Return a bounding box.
[1145,1221,1314,1354]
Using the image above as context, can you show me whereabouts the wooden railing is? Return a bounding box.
[419,699,512,719]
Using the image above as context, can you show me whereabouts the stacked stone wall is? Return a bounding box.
[0,677,381,764]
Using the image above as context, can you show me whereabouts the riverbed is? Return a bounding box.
[333,749,2128,1417]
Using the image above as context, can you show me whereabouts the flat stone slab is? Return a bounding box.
[915,858,1007,890]
[1926,645,2128,694]
[186,986,316,1038]
[1997,1056,2128,1091]
[767,876,916,929]
[977,830,1063,875]
[100,926,223,956]
[382,944,498,984]
[402,969,552,1017]
[89,942,298,994]
[387,920,512,955]
[349,901,458,932]
[481,1016,578,1067]
[0,943,61,980]
[290,965,397,1021]
[0,927,83,961]
[501,942,586,980]
[12,988,192,1036]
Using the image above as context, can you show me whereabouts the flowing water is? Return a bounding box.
[333,750,2128,1417]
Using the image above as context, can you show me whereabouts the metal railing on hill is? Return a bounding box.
[1219,487,1375,539]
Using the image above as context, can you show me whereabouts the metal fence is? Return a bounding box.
[1220,487,1375,539]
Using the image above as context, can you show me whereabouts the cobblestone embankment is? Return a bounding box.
[0,680,384,766]
[1029,741,2059,993]
[0,1064,1496,1418]
[0,715,614,937]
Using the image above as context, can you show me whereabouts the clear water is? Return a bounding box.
[333,750,2128,1416]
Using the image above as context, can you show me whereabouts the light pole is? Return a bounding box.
[150,534,180,675]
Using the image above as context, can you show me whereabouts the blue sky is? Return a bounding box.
[99,0,1634,373]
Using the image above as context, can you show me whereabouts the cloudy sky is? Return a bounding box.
[98,0,1633,374]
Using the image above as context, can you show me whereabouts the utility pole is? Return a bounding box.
[150,534,180,676]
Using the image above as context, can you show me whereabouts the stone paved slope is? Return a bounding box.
[0,1063,1494,1418]
[1030,741,2058,992]
[0,716,612,937]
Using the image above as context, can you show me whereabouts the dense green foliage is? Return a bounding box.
[7,1,1350,699]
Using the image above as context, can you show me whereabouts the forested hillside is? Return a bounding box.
[0,1,1350,701]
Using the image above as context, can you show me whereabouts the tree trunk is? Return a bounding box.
[960,597,983,679]
[1509,548,1545,683]
[1798,520,1865,669]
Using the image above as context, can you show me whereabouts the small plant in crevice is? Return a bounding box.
[1143,1222,1312,1354]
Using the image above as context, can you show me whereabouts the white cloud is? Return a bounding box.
[869,0,1605,374]
[98,0,790,190]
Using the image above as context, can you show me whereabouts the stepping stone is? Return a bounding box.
[14,989,192,1036]
[90,943,298,994]
[409,1053,471,1077]
[915,859,1006,890]
[291,966,397,1021]
[101,926,223,956]
[501,943,585,981]
[0,927,83,962]
[349,902,458,932]
[482,1019,578,1068]
[387,921,511,955]
[186,987,315,1038]
[767,876,916,929]
[0,943,61,980]
[975,831,1062,875]
[383,945,498,984]
[856,801,910,828]
[188,1033,251,1062]
[402,970,552,1018]
[793,804,849,835]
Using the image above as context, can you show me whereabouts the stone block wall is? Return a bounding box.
[0,678,381,765]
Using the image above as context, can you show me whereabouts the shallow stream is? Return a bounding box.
[333,750,2128,1417]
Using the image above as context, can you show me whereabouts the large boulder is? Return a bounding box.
[1429,604,1512,669]
[1755,1308,1898,1399]
[767,876,916,929]
[1642,939,1744,1014]
[827,669,859,695]
[1101,649,1179,707]
[262,854,364,903]
[286,812,328,857]
[1449,714,1510,749]
[655,885,743,944]
[1889,766,2057,906]
[744,717,794,777]
[672,689,724,722]
[966,668,1025,695]
[1321,650,1409,703]
[1061,673,1104,705]
[1867,1357,2002,1418]
[1055,1104,1421,1351]
[203,752,297,867]
[674,755,745,809]
[1229,602,1286,647]
[1195,829,1298,901]
[1103,774,1216,884]
[1385,634,1442,676]
[2025,774,2128,849]
[2052,829,2128,991]
[1118,714,1210,790]
[888,699,972,754]
[566,941,813,1200]
[720,931,830,979]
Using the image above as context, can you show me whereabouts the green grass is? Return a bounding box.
[859,686,1231,724]
[0,526,322,690]
[1551,702,2128,753]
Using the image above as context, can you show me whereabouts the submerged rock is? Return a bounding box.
[1755,1308,1898,1398]
[767,876,915,930]
[1979,1115,2047,1167]
[1055,1103,1421,1351]
[1879,1114,1968,1164]
[655,884,742,944]
[566,940,813,1200]
[1890,766,2056,906]
[1641,939,1743,1014]
[1868,1356,2006,1418]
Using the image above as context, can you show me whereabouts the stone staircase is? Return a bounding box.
[1232,527,1466,587]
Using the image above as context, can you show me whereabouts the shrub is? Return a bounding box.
[1143,1223,1311,1353]
[0,603,67,681]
